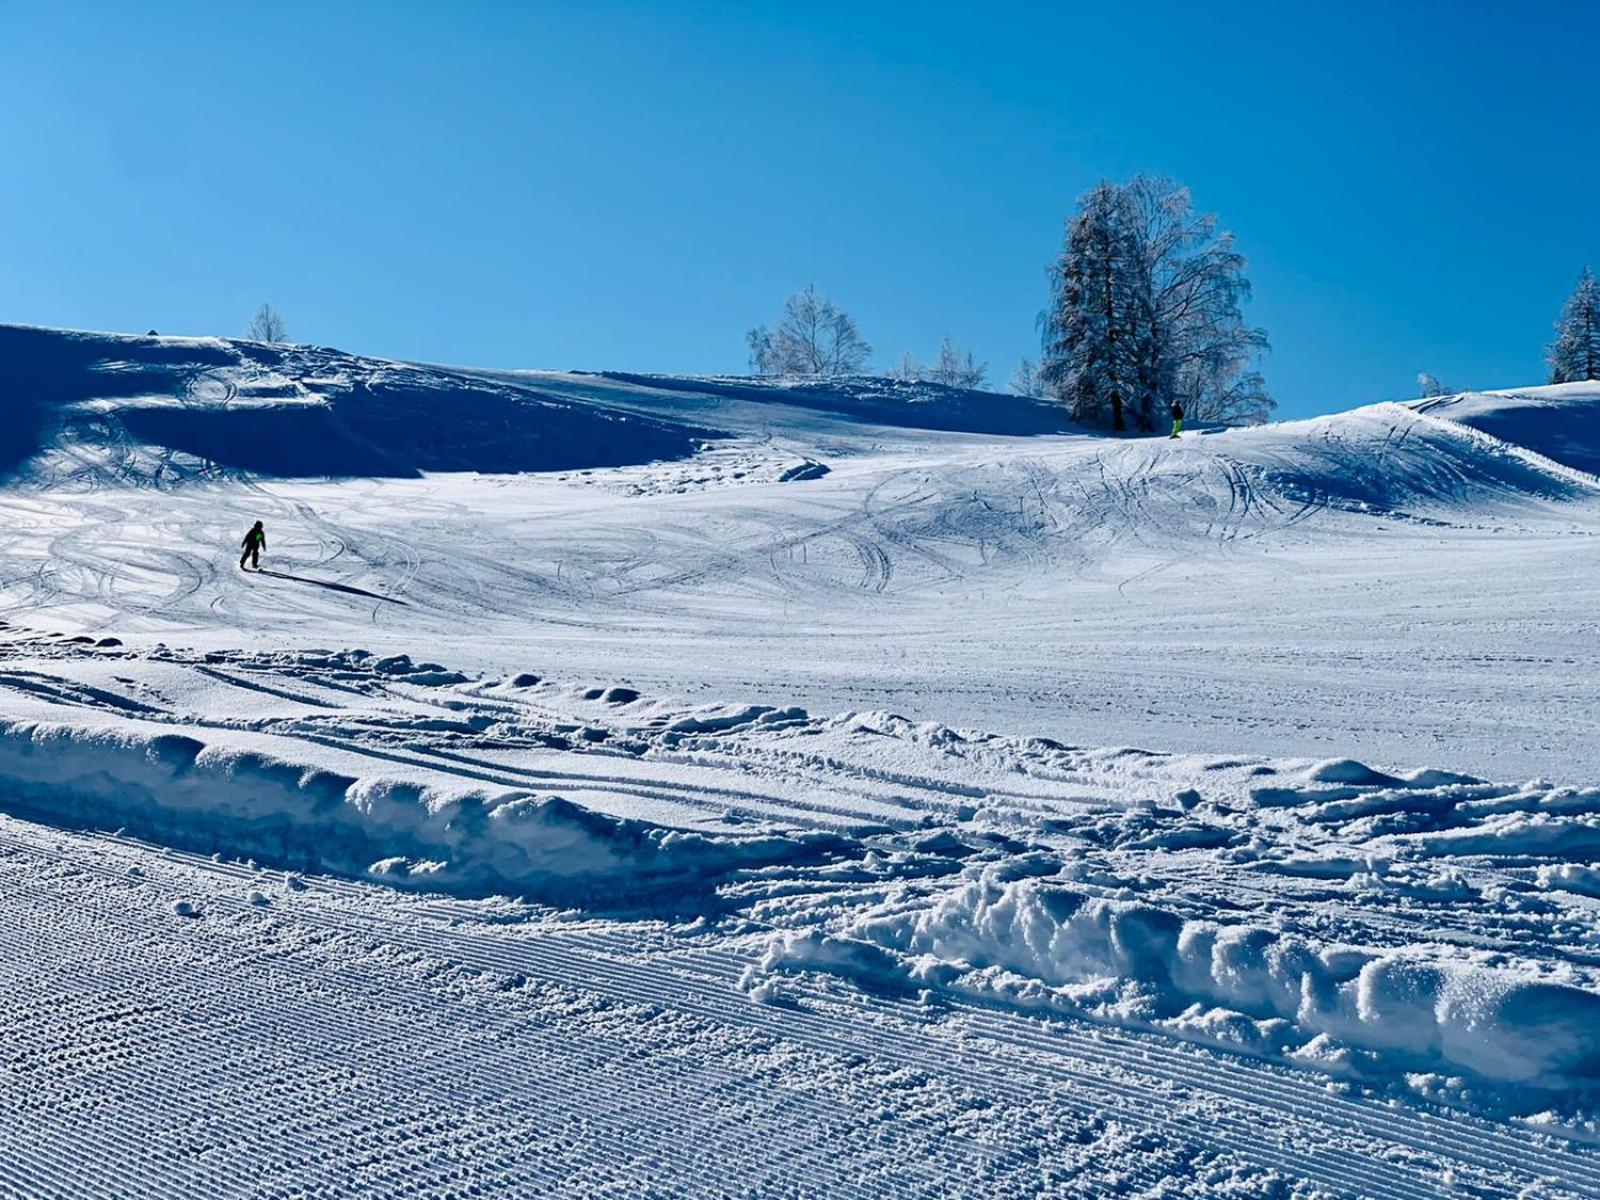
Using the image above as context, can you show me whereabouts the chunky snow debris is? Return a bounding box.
[785,869,1600,1087]
[6,633,1600,1114]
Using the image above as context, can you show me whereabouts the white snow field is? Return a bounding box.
[2,324,1600,1197]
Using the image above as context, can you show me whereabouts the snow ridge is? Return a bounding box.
[0,715,847,907]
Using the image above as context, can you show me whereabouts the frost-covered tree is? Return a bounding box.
[886,350,920,381]
[1417,372,1450,398]
[1040,182,1161,431]
[1547,267,1600,384]
[745,325,775,374]
[889,337,987,387]
[1040,177,1272,430]
[929,337,986,388]
[1125,176,1272,425]
[245,303,287,344]
[1009,358,1045,398]
[745,286,872,376]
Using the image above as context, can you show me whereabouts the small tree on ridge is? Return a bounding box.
[746,286,872,376]
[245,303,287,344]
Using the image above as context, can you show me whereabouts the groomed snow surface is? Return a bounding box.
[2,325,1600,1196]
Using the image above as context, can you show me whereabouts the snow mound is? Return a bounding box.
[0,716,847,907]
[1416,383,1600,477]
[738,748,1600,1103]
[1235,402,1599,519]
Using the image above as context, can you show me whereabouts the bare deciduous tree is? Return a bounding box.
[745,325,775,373]
[887,337,988,388]
[1126,175,1273,426]
[1009,358,1046,398]
[887,350,922,381]
[746,286,871,376]
[245,303,287,344]
[929,337,986,388]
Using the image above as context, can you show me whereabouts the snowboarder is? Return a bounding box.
[1169,401,1184,439]
[239,521,266,571]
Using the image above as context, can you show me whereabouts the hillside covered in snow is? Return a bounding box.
[3,323,1600,1197]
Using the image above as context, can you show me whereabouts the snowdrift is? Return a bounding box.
[6,631,1600,1115]
[0,715,847,907]
[1229,401,1599,519]
[7,323,1599,532]
[0,324,718,483]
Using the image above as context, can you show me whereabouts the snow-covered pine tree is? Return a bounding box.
[1040,183,1160,431]
[1547,267,1600,384]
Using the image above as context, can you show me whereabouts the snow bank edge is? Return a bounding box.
[0,717,847,906]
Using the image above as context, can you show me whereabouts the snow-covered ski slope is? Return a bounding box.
[4,323,1600,1197]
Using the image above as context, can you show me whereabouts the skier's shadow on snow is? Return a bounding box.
[254,569,408,606]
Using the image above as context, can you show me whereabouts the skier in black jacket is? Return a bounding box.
[239,521,266,571]
[1169,401,1184,439]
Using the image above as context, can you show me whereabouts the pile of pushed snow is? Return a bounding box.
[765,869,1600,1090]
[0,716,846,907]
[1416,382,1600,477]
[744,748,1600,1102]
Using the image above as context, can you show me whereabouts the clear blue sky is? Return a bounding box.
[2,1,1596,418]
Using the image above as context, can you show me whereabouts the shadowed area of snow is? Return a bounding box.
[594,369,1078,435]
[1415,383,1600,477]
[0,324,721,480]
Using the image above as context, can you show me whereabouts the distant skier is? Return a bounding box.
[239,521,266,571]
[1169,401,1184,439]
